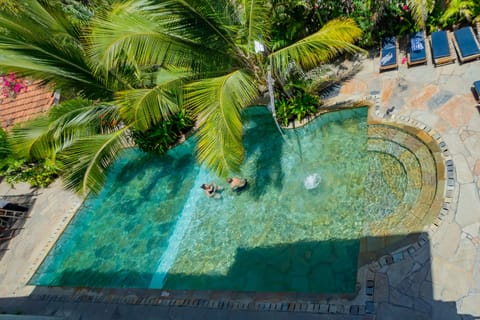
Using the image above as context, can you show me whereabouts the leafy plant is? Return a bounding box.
[290,92,320,121]
[274,92,319,126]
[0,127,11,159]
[441,0,476,27]
[0,158,60,188]
[275,98,291,127]
[131,110,194,154]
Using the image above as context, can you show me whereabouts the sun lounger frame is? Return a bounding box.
[379,37,399,72]
[452,27,480,64]
[429,30,456,67]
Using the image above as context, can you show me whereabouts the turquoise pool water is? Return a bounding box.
[31,107,410,293]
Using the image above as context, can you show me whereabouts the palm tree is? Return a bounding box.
[1,0,363,195]
[87,0,363,175]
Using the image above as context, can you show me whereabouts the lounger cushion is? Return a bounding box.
[381,37,396,66]
[410,31,426,62]
[454,27,480,57]
[431,31,450,59]
[474,80,480,95]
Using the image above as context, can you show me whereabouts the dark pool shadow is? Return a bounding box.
[0,233,477,320]
[100,146,198,205]
[242,107,285,200]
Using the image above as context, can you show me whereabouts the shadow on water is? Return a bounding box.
[242,107,285,201]
[110,150,196,203]
[0,233,477,319]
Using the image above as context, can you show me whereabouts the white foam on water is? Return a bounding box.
[149,168,209,289]
[304,173,321,190]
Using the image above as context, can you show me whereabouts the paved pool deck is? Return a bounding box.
[0,53,479,319]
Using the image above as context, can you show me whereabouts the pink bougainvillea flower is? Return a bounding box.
[13,83,23,93]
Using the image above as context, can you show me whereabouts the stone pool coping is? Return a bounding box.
[0,103,455,319]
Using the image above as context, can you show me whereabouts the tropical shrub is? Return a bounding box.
[275,98,291,127]
[131,110,194,154]
[440,0,476,28]
[0,158,60,188]
[0,125,59,188]
[274,92,320,126]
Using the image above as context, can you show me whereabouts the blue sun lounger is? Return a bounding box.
[380,36,398,72]
[407,31,427,67]
[473,80,480,103]
[452,27,480,64]
[430,30,455,66]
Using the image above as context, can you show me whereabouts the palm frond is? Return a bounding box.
[116,88,181,130]
[269,18,364,74]
[237,0,270,54]
[186,69,258,176]
[115,67,193,130]
[407,0,436,28]
[0,0,110,99]
[9,99,120,161]
[58,127,130,195]
[9,117,58,160]
[86,0,236,81]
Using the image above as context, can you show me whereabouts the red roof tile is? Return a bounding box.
[0,81,54,130]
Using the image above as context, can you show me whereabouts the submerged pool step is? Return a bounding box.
[366,124,439,236]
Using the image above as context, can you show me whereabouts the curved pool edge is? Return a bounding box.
[362,114,450,268]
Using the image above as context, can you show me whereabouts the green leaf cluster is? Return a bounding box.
[0,158,60,188]
[131,110,193,154]
[275,92,320,127]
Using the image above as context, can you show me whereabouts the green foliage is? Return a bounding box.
[0,0,363,193]
[0,158,60,188]
[0,126,59,188]
[131,110,194,155]
[0,127,11,159]
[58,0,94,22]
[440,0,476,27]
[275,98,291,127]
[274,92,320,126]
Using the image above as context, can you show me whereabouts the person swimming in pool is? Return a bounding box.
[201,183,222,198]
[227,177,247,192]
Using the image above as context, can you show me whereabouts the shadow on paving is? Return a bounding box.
[0,191,36,260]
[0,232,477,319]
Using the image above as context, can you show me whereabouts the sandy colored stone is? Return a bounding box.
[380,79,395,105]
[435,96,476,129]
[455,183,480,228]
[463,132,480,162]
[452,154,473,184]
[473,160,480,177]
[405,84,439,110]
[431,222,461,258]
[339,78,367,95]
[459,294,480,317]
[431,256,472,301]
[447,239,476,273]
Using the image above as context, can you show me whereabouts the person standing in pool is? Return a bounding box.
[227,177,247,192]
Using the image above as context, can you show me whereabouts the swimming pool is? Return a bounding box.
[31,106,439,293]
